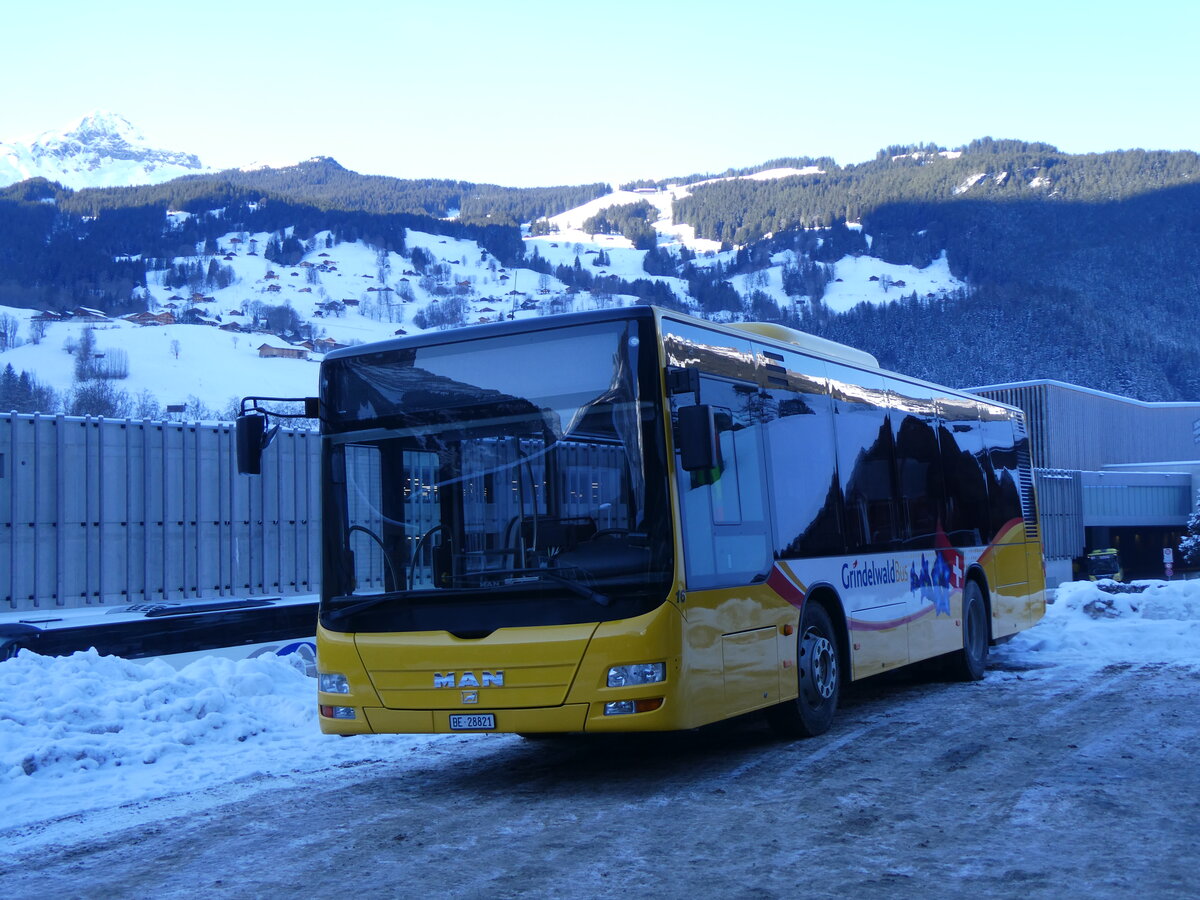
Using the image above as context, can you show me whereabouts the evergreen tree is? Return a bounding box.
[1181,491,1200,565]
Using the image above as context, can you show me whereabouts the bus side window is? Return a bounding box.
[828,366,897,553]
[887,379,944,550]
[674,377,772,589]
[981,406,1024,538]
[765,355,845,559]
[937,397,989,548]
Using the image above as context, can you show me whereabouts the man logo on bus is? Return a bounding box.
[433,671,505,688]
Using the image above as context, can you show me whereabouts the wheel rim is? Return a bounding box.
[800,627,838,703]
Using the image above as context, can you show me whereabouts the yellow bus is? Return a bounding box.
[238,306,1045,738]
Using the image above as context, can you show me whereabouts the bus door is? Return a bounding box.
[672,373,778,717]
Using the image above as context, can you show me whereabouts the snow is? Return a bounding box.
[0,111,208,190]
[2,578,1196,851]
[819,250,963,313]
[954,172,988,194]
[0,649,438,841]
[999,579,1200,665]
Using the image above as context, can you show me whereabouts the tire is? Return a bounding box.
[946,580,989,682]
[766,602,840,738]
[0,641,25,662]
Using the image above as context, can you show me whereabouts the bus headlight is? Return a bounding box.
[607,662,665,688]
[319,673,350,694]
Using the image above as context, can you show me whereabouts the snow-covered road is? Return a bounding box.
[2,580,1198,898]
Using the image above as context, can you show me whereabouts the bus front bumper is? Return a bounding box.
[320,698,683,735]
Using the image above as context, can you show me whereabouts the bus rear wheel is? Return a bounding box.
[766,602,840,738]
[945,580,989,682]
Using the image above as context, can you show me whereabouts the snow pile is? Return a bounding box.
[0,648,446,832]
[3,579,1196,837]
[1002,579,1200,665]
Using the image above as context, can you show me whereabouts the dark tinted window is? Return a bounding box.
[764,354,844,558]
[828,365,896,553]
[887,379,944,549]
[937,396,990,547]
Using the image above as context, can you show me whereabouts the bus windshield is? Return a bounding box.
[318,317,672,634]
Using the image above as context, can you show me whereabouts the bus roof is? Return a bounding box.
[321,306,1020,416]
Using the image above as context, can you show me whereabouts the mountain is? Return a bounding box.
[0,112,208,189]
[1,136,1200,407]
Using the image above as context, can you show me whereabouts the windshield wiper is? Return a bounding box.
[457,568,610,607]
[326,591,408,621]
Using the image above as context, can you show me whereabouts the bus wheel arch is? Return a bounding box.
[766,588,844,738]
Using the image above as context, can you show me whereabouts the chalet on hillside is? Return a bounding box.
[266,284,282,293]
[257,344,309,360]
[71,307,109,322]
[313,338,348,353]
[124,311,176,326]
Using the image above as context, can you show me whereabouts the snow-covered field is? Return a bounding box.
[2,579,1197,856]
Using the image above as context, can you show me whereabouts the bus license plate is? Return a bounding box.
[449,713,496,731]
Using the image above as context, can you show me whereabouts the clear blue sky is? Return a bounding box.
[4,0,1199,187]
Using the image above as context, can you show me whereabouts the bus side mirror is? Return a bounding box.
[677,404,719,472]
[236,413,278,475]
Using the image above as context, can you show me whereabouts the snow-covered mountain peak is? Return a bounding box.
[0,111,209,190]
[60,111,144,145]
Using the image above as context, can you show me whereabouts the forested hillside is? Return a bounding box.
[666,140,1200,400]
[2,141,1200,402]
[673,139,1200,244]
[62,157,609,223]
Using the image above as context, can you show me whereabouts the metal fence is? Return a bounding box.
[2,412,320,612]
[1034,469,1084,561]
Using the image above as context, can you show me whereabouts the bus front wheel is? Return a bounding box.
[766,602,840,738]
